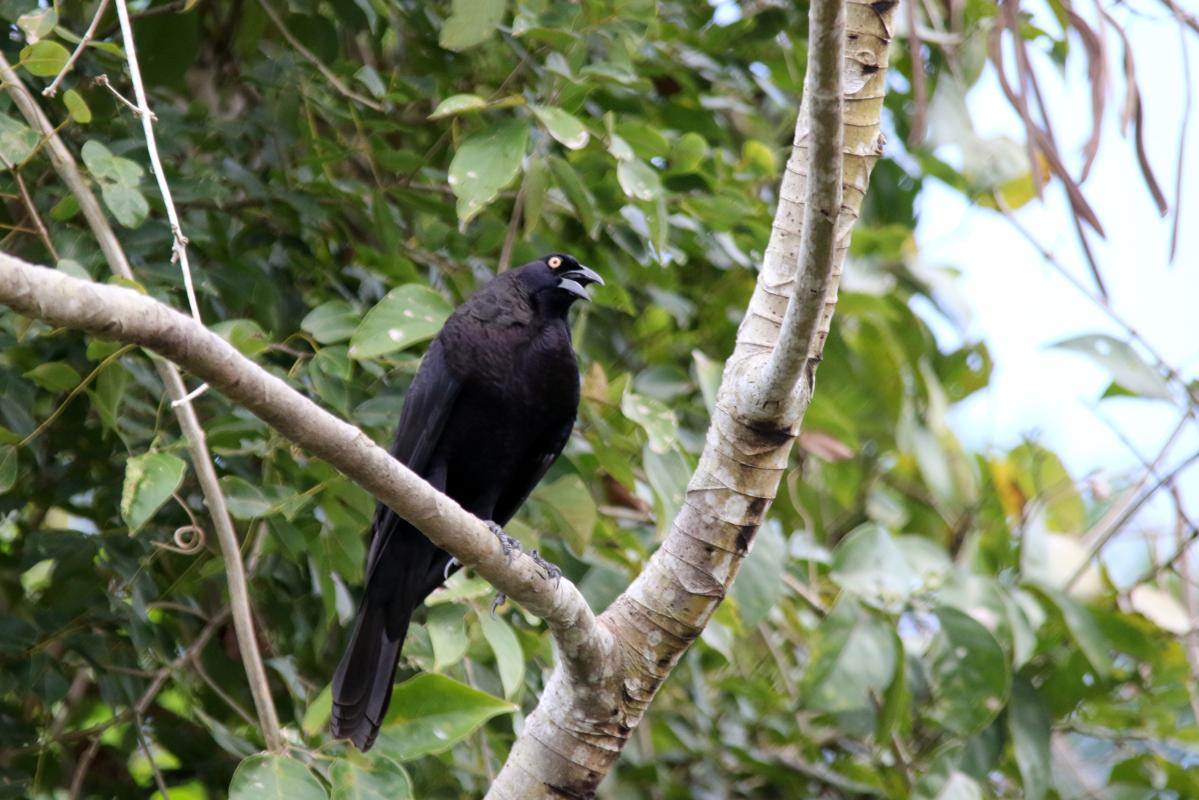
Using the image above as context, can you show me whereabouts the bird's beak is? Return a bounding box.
[556,265,604,301]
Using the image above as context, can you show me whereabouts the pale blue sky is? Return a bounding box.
[914,4,1199,523]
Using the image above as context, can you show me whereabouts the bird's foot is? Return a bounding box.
[443,557,461,581]
[529,549,562,585]
[487,521,522,563]
[490,591,507,617]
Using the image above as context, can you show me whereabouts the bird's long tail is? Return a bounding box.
[330,598,410,751]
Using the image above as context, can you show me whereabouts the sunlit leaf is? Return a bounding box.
[121,453,187,532]
[330,755,413,800]
[429,94,488,120]
[229,754,326,800]
[439,0,506,51]
[19,41,70,77]
[375,673,516,761]
[478,612,524,698]
[349,285,452,360]
[924,606,1011,736]
[447,118,529,222]
[531,105,590,150]
[1052,334,1171,401]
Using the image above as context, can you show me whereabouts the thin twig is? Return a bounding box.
[256,0,386,112]
[1170,23,1191,262]
[0,51,283,754]
[905,0,928,145]
[43,0,112,98]
[93,74,151,119]
[0,151,59,260]
[133,712,171,798]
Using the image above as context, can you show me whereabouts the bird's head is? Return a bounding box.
[515,253,604,315]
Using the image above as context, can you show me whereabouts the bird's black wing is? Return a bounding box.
[490,414,576,527]
[364,337,459,580]
[332,337,460,750]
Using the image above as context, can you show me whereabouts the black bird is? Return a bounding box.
[331,253,603,751]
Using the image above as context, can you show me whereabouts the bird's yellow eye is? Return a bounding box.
[548,256,562,269]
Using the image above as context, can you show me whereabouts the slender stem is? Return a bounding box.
[43,0,112,98]
[0,151,59,260]
[747,0,846,420]
[257,0,386,112]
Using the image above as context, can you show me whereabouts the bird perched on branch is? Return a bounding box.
[331,253,603,751]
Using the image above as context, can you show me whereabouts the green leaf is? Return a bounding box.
[349,285,453,360]
[924,606,1011,737]
[439,0,505,51]
[101,183,150,228]
[730,521,786,627]
[121,453,187,532]
[1026,582,1113,677]
[429,94,488,120]
[229,754,327,800]
[211,319,270,357]
[621,389,678,453]
[0,446,17,494]
[17,8,57,41]
[426,603,468,670]
[218,476,274,519]
[643,444,689,536]
[19,41,70,77]
[301,684,332,738]
[0,114,39,165]
[24,361,81,392]
[63,90,92,124]
[330,755,413,800]
[1008,678,1051,800]
[913,766,983,800]
[670,132,708,173]
[802,596,897,724]
[375,673,516,761]
[448,118,529,222]
[302,300,358,344]
[353,65,385,98]
[1051,334,1172,400]
[548,156,600,237]
[478,612,524,698]
[20,558,54,599]
[616,158,662,201]
[536,474,596,554]
[91,362,129,433]
[82,140,144,185]
[522,155,549,237]
[830,523,917,610]
[531,105,590,149]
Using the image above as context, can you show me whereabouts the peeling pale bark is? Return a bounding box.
[488,1,897,796]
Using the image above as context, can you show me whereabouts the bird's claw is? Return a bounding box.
[443,557,461,581]
[529,549,562,585]
[487,521,522,563]
[490,591,507,617]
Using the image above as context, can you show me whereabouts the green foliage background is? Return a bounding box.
[0,1,1195,798]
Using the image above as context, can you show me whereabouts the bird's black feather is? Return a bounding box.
[330,254,600,751]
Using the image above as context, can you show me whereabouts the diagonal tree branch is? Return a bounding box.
[0,52,285,753]
[0,253,610,680]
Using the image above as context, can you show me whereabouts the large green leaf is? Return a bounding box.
[0,446,17,494]
[427,603,468,670]
[1052,334,1171,400]
[375,673,516,761]
[531,105,590,149]
[19,41,70,77]
[730,521,786,627]
[924,606,1011,737]
[1008,678,1051,800]
[439,0,506,51]
[349,285,453,360]
[330,754,414,800]
[448,118,529,222]
[121,453,187,532]
[1026,582,1113,677]
[478,611,524,698]
[830,524,917,610]
[802,596,897,721]
[536,473,596,553]
[229,755,326,800]
[621,389,678,453]
[302,300,359,344]
[429,94,489,120]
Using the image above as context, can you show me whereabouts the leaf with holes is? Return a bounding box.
[1052,334,1171,400]
[531,105,590,149]
[448,118,529,222]
[229,754,327,800]
[349,285,452,360]
[375,673,516,761]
